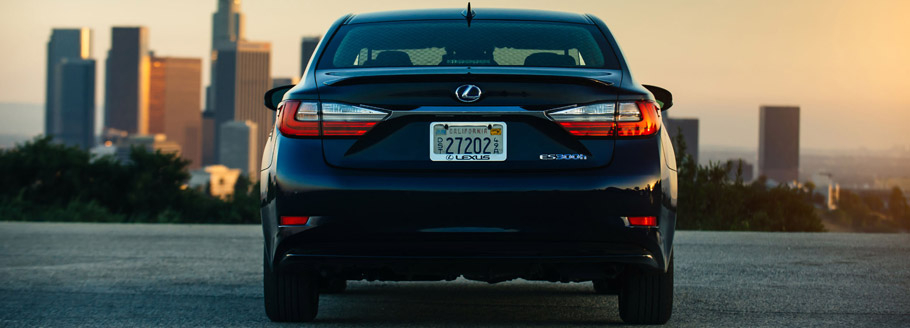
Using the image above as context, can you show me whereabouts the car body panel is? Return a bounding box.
[261,8,677,283]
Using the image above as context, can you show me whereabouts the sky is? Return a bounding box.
[0,0,908,151]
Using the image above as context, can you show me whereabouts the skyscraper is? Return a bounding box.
[212,0,244,50]
[45,28,91,138]
[105,27,150,135]
[300,36,320,76]
[759,106,800,183]
[53,59,96,149]
[213,40,271,175]
[149,56,204,168]
[667,118,699,166]
[202,111,216,166]
[219,120,258,176]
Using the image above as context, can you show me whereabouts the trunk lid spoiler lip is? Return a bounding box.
[316,67,619,87]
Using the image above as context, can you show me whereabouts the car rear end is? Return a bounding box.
[261,8,677,324]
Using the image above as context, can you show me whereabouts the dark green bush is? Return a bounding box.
[0,136,259,224]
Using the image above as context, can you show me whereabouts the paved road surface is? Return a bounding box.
[1,222,908,327]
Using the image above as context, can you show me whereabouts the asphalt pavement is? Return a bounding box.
[0,222,908,327]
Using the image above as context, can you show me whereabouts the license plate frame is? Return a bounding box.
[429,122,507,162]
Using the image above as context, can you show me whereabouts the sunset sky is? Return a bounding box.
[0,0,908,151]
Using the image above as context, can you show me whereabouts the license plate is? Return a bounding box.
[430,122,507,161]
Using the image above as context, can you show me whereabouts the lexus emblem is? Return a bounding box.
[454,84,482,103]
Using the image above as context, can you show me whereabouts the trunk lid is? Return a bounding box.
[316,67,622,171]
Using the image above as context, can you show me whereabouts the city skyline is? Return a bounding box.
[1,0,909,151]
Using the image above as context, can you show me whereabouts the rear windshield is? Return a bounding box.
[317,20,620,69]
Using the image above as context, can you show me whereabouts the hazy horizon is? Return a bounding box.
[1,0,908,151]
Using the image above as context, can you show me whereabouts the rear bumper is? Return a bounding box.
[261,136,676,276]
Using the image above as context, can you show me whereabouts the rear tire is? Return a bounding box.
[618,257,673,324]
[319,278,348,294]
[264,258,319,322]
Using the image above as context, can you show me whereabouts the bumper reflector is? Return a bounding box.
[627,216,657,227]
[280,216,310,226]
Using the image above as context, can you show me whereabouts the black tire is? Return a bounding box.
[264,258,319,322]
[592,279,618,295]
[319,278,348,294]
[618,257,673,324]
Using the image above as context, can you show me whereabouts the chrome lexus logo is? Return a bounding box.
[455,84,482,103]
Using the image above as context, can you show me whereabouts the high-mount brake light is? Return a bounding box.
[278,101,388,137]
[548,101,660,137]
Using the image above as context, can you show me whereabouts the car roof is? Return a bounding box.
[346,8,593,25]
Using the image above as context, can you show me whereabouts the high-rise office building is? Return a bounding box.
[105,27,150,134]
[53,59,96,149]
[207,0,245,116]
[202,111,216,166]
[212,0,244,50]
[149,56,204,168]
[219,120,258,176]
[667,118,699,165]
[759,105,800,183]
[213,40,271,175]
[45,28,91,138]
[300,36,320,76]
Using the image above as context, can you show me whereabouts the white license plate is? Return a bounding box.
[429,122,507,161]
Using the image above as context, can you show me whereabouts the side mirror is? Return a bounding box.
[642,85,673,111]
[264,85,295,110]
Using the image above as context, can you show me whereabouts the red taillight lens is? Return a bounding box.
[323,122,379,136]
[627,216,657,227]
[277,101,388,138]
[616,101,660,137]
[556,122,616,137]
[278,100,319,137]
[548,101,660,137]
[320,103,388,136]
[280,216,310,225]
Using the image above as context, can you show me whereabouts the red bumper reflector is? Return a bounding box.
[280,216,310,225]
[628,216,657,226]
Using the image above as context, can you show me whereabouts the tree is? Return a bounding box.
[889,187,909,229]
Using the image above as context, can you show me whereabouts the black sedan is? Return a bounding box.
[260,6,677,325]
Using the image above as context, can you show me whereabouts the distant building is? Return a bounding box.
[149,56,203,168]
[725,158,754,182]
[53,59,96,149]
[212,41,271,170]
[105,27,150,134]
[667,118,699,165]
[212,0,244,50]
[45,28,92,139]
[272,77,299,88]
[300,36,320,75]
[188,165,242,199]
[201,111,216,166]
[218,120,258,176]
[94,134,181,163]
[759,106,800,183]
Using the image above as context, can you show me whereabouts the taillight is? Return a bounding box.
[278,100,388,137]
[548,101,660,137]
[321,103,388,136]
[616,101,660,137]
[278,100,319,137]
